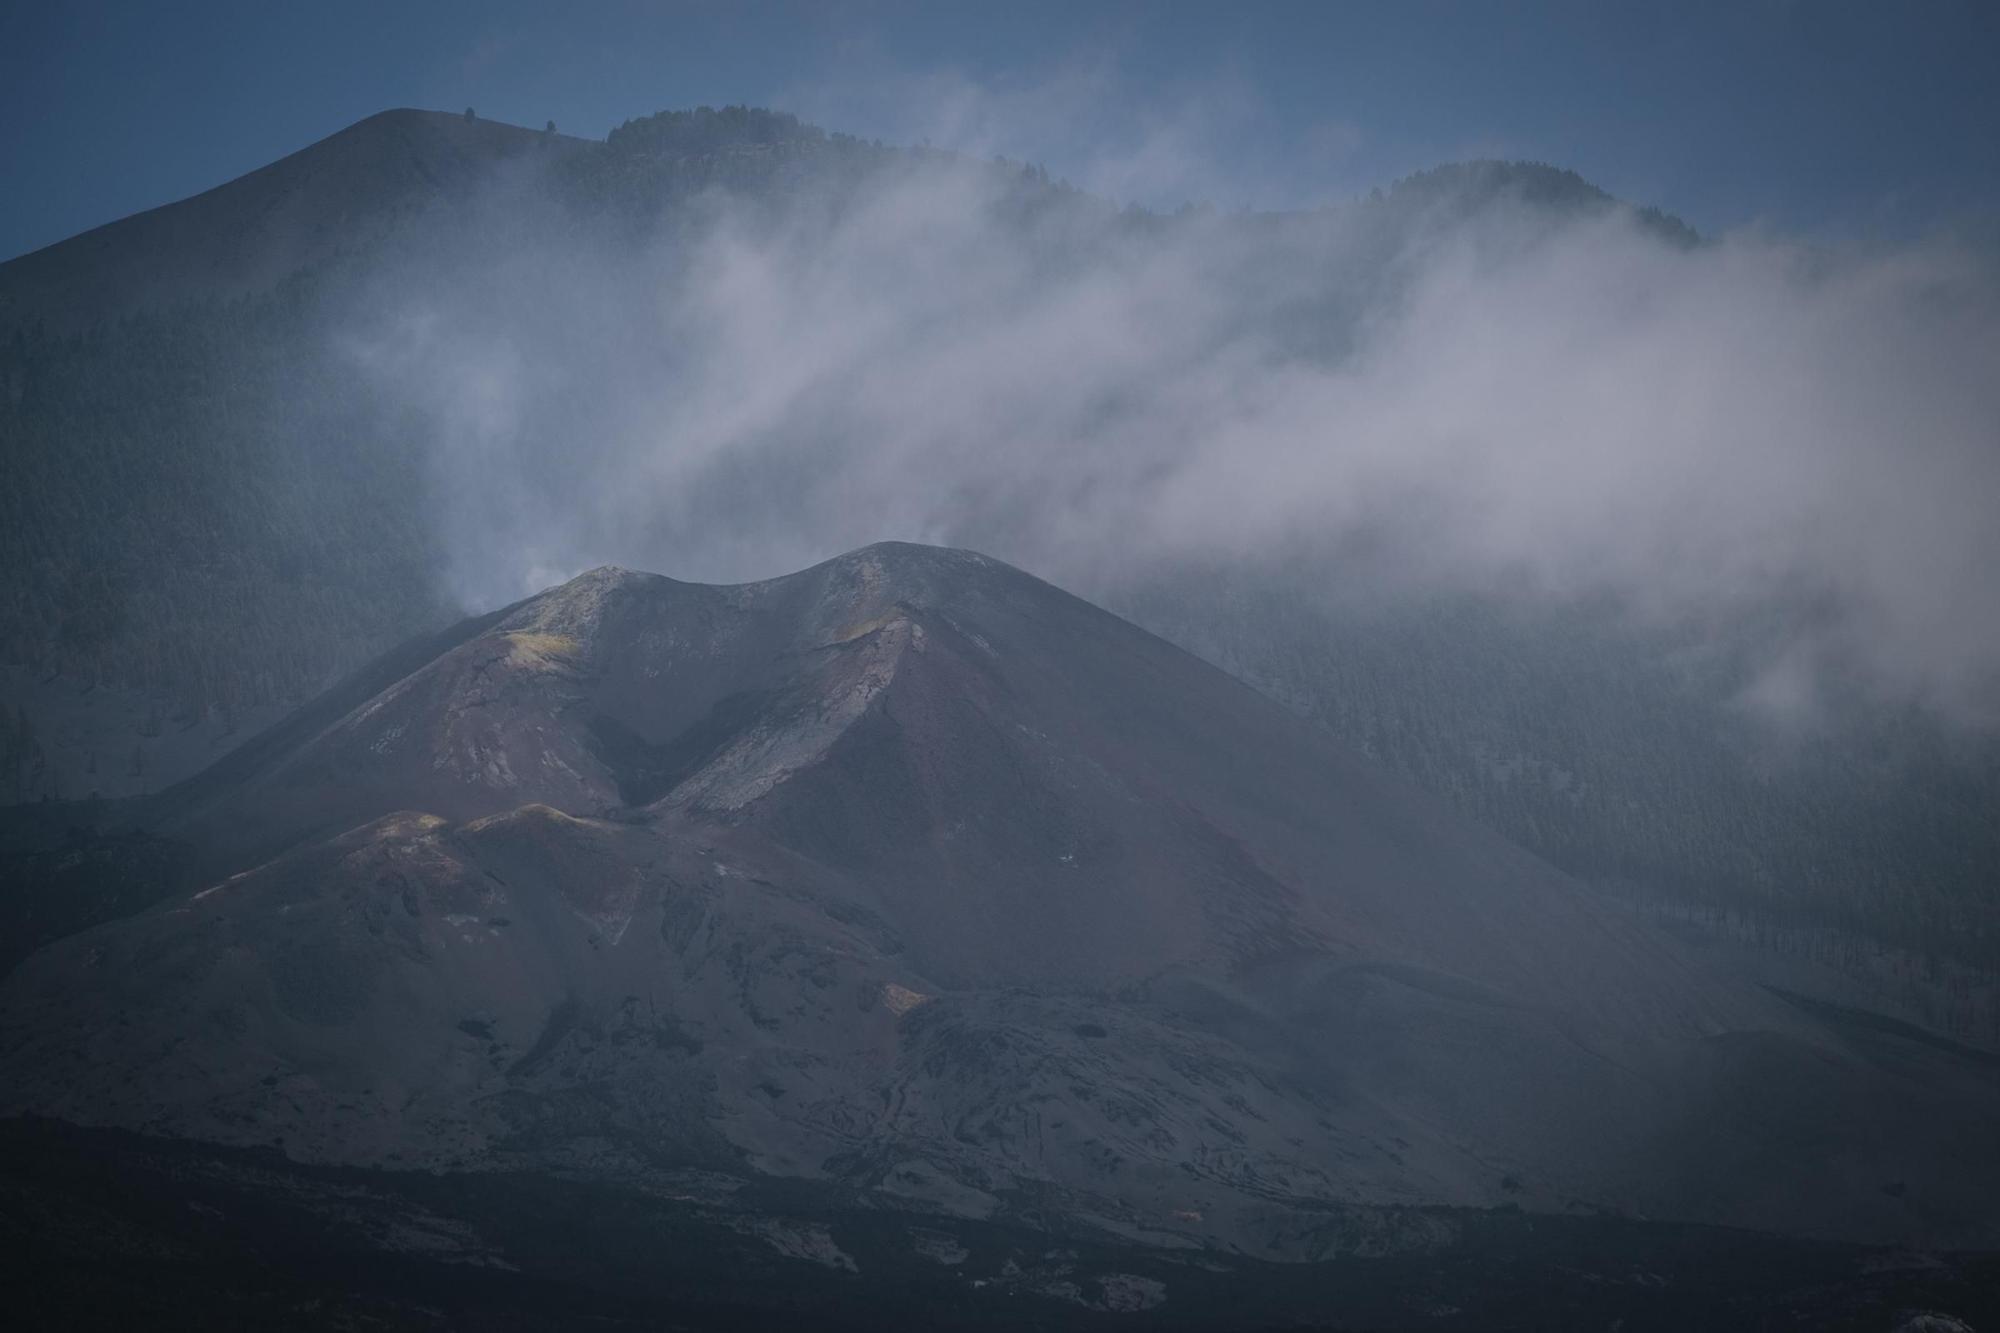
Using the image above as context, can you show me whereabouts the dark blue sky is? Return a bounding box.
[4,0,1996,260]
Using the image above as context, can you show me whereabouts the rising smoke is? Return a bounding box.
[338,92,2000,728]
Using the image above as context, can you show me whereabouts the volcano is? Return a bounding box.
[4,543,1995,1263]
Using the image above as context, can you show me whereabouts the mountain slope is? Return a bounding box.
[0,109,585,332]
[5,543,1995,1255]
[3,101,1993,1080]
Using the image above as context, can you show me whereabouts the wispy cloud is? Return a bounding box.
[337,80,2000,728]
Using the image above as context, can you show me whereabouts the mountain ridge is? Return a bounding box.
[0,108,588,328]
[0,105,1695,332]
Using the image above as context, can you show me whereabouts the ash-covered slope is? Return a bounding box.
[4,544,1995,1253]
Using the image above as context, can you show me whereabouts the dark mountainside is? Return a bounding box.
[2,107,1994,1050]
[0,110,594,331]
[2,543,1997,1329]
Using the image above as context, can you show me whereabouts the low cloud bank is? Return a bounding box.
[343,130,2000,727]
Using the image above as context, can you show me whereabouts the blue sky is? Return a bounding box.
[3,0,1997,260]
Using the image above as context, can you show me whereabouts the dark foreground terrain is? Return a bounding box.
[4,1119,1994,1332]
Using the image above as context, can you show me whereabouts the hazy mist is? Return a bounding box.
[336,116,2000,730]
